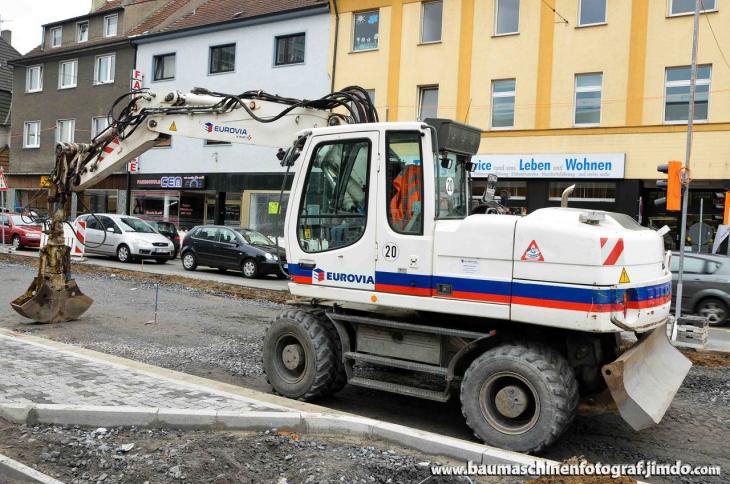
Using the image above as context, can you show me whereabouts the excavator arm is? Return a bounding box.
[11,86,377,323]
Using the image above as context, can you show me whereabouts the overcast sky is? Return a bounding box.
[1,1,90,54]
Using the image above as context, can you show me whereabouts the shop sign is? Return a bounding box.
[128,158,140,173]
[131,69,143,90]
[471,153,625,179]
[268,201,280,215]
[40,176,52,188]
[133,175,206,190]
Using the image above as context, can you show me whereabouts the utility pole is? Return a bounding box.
[673,0,701,340]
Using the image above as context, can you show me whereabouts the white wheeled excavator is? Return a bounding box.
[11,86,691,453]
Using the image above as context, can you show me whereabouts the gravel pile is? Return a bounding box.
[0,422,470,484]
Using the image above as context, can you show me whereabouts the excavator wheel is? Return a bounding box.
[460,342,579,454]
[262,309,339,401]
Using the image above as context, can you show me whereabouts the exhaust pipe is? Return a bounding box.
[561,184,576,208]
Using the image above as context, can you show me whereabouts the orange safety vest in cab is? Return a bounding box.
[389,165,422,231]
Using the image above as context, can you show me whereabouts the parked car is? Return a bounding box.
[0,213,43,249]
[74,213,174,263]
[670,252,730,326]
[146,221,181,259]
[180,225,287,278]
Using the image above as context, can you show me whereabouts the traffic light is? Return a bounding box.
[655,161,682,212]
[714,192,730,224]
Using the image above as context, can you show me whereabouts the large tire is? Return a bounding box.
[263,309,338,401]
[696,297,728,326]
[301,308,347,394]
[460,342,579,454]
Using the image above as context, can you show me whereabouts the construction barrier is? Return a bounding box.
[40,220,86,260]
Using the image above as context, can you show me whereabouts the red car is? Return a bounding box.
[0,213,43,249]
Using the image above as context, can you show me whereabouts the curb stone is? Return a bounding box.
[0,453,64,484]
[0,404,555,467]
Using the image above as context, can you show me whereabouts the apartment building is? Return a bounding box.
[0,30,19,172]
[130,0,330,231]
[330,0,730,247]
[5,0,198,215]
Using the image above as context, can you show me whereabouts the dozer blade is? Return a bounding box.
[12,275,93,323]
[602,323,691,431]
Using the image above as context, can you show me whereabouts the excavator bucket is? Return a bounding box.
[602,323,691,430]
[10,209,93,323]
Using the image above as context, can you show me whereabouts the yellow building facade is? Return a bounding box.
[330,0,730,247]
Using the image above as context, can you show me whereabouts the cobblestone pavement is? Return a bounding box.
[0,334,281,412]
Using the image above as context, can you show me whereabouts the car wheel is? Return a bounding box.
[11,234,21,249]
[460,342,578,454]
[697,298,728,326]
[182,252,197,271]
[242,258,259,279]
[116,244,132,263]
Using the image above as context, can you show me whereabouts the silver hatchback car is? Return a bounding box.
[74,213,175,263]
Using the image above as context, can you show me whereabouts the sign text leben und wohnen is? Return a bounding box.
[471,153,625,179]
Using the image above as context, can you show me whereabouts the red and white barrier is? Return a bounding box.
[40,220,87,260]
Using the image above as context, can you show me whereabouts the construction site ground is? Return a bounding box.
[1,255,728,483]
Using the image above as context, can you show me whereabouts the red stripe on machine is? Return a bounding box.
[512,296,613,313]
[602,238,624,265]
[375,284,431,296]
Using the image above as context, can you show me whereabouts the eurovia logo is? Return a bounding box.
[311,267,375,285]
[201,122,252,141]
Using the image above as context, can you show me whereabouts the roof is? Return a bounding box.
[127,0,196,36]
[0,36,20,92]
[159,0,327,33]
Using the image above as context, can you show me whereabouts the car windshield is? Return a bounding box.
[119,217,155,233]
[11,215,40,226]
[155,222,176,233]
[236,229,275,246]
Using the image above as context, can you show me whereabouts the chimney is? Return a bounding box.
[91,0,109,11]
[0,30,10,46]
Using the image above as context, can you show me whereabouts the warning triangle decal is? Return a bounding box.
[169,121,177,132]
[619,267,631,284]
[521,240,544,262]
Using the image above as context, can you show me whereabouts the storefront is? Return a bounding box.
[470,152,636,216]
[130,173,291,236]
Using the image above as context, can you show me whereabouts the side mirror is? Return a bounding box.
[440,156,453,170]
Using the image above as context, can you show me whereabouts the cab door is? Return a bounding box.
[287,131,379,291]
[374,130,434,296]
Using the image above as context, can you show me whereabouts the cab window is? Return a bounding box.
[436,152,467,219]
[386,131,423,235]
[298,139,371,253]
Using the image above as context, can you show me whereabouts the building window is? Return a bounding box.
[491,79,516,129]
[58,60,78,89]
[153,53,176,81]
[574,73,602,126]
[421,1,443,43]
[77,21,89,42]
[26,65,43,92]
[104,14,118,37]
[578,0,606,26]
[353,10,379,51]
[92,116,111,139]
[664,65,711,123]
[418,86,439,120]
[548,182,616,202]
[248,192,290,237]
[275,33,305,66]
[387,132,424,235]
[495,0,520,35]
[94,54,116,84]
[23,121,41,148]
[209,44,236,74]
[669,0,716,16]
[50,27,62,48]
[56,119,75,144]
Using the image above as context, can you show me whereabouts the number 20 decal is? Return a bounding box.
[383,243,398,261]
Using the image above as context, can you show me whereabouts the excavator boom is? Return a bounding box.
[11,86,376,323]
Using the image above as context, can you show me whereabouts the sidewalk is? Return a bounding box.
[0,329,548,468]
